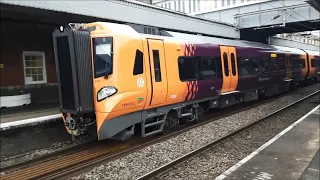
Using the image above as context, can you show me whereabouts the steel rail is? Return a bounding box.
[1,84,319,180]
[136,90,320,180]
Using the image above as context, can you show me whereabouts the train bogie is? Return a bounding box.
[52,22,319,141]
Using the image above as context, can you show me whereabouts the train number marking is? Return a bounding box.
[137,77,144,88]
[170,94,177,99]
[122,102,134,107]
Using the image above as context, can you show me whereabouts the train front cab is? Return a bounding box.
[52,22,149,141]
[305,50,320,83]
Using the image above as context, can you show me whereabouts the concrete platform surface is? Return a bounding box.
[216,105,320,180]
[0,102,60,131]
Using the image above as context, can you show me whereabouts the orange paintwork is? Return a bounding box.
[84,22,148,135]
[147,39,168,106]
[285,54,292,79]
[308,55,317,78]
[80,23,202,138]
[220,46,238,93]
[227,46,239,91]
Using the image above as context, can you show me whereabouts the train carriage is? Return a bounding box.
[52,22,318,141]
[305,50,320,83]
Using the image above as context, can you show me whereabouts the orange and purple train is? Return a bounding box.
[52,22,320,141]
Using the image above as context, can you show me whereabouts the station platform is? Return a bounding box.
[216,105,320,180]
[0,102,60,131]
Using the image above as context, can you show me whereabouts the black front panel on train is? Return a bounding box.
[56,35,76,111]
[52,27,94,114]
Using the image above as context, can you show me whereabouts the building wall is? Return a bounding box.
[0,20,59,103]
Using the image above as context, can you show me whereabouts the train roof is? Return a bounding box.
[90,22,313,56]
[304,49,320,56]
[162,31,306,55]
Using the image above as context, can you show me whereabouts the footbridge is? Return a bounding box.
[195,0,319,43]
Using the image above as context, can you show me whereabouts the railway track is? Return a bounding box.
[0,83,319,180]
[136,90,320,180]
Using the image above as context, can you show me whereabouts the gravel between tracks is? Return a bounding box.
[0,135,93,169]
[71,84,320,180]
[151,94,319,180]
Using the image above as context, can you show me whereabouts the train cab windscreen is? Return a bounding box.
[93,37,113,78]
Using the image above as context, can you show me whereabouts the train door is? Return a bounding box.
[220,46,239,94]
[147,39,168,106]
[301,54,308,77]
[285,54,292,79]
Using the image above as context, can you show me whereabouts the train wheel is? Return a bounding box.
[163,112,179,133]
[193,105,205,123]
[198,105,205,119]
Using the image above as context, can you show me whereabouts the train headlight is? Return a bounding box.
[97,86,117,101]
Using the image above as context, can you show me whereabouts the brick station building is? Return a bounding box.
[0,3,110,106]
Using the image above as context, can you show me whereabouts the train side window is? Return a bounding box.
[271,57,278,72]
[252,59,259,73]
[311,58,320,68]
[258,57,269,73]
[238,58,258,75]
[311,59,315,67]
[215,57,223,78]
[200,57,217,79]
[278,57,285,71]
[299,58,306,68]
[292,57,299,70]
[133,49,144,75]
[230,53,236,76]
[152,50,162,82]
[223,52,229,76]
[316,59,320,68]
[178,56,198,81]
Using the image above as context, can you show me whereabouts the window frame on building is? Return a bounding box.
[22,51,48,85]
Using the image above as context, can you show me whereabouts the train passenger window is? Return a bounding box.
[215,57,223,78]
[271,57,279,72]
[200,57,217,79]
[315,59,320,68]
[311,58,320,68]
[278,57,285,71]
[223,53,229,76]
[152,50,162,82]
[258,58,270,73]
[133,49,144,75]
[299,58,306,68]
[311,59,315,67]
[178,57,198,81]
[238,58,258,75]
[293,58,305,69]
[230,53,236,76]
